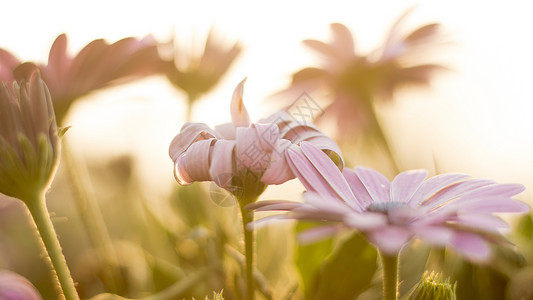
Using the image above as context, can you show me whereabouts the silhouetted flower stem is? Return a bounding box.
[239,195,257,300]
[63,142,126,294]
[24,192,80,300]
[381,253,399,300]
[369,101,401,174]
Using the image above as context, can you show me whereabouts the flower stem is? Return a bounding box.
[239,200,256,300]
[25,193,80,300]
[370,103,401,174]
[381,253,399,300]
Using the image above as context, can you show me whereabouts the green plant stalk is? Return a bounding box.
[381,253,399,300]
[239,197,257,300]
[369,102,401,174]
[25,192,80,300]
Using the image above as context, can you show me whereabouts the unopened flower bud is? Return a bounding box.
[409,271,456,300]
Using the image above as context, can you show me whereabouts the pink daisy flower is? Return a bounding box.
[251,142,529,261]
[169,79,343,199]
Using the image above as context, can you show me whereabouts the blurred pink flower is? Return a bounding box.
[0,33,164,123]
[169,79,343,199]
[163,29,242,104]
[0,270,42,300]
[283,9,447,141]
[251,142,529,261]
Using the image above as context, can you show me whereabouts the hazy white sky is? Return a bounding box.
[2,0,532,200]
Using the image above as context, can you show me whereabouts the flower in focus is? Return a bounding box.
[0,270,42,300]
[163,29,241,115]
[282,8,447,141]
[169,79,343,201]
[0,69,60,201]
[251,142,529,261]
[0,33,164,124]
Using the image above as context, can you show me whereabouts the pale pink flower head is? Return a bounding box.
[1,33,164,124]
[0,270,42,300]
[252,142,529,261]
[169,79,343,200]
[281,8,447,141]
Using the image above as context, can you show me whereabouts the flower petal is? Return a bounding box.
[298,226,342,244]
[354,167,391,203]
[412,226,453,247]
[421,179,495,209]
[214,122,236,140]
[235,126,272,174]
[343,212,387,230]
[299,142,357,206]
[390,169,427,204]
[168,122,217,161]
[368,226,412,255]
[449,232,491,262]
[175,138,214,184]
[261,140,296,185]
[230,78,250,127]
[342,168,373,210]
[408,173,470,206]
[209,139,236,189]
[455,197,530,214]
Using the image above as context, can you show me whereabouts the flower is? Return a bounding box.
[0,33,164,124]
[281,8,447,141]
[163,29,242,102]
[169,79,343,200]
[0,270,42,300]
[0,69,60,201]
[250,142,529,261]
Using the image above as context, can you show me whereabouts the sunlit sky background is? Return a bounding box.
[2,1,533,202]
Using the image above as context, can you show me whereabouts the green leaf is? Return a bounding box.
[312,232,378,300]
[294,222,334,299]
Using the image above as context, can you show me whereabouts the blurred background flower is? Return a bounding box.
[0,270,42,300]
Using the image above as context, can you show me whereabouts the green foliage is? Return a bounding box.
[408,271,456,300]
[303,232,378,300]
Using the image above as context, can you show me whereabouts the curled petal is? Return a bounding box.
[175,139,214,184]
[261,140,296,185]
[230,78,250,127]
[235,126,272,174]
[209,139,236,189]
[169,122,217,161]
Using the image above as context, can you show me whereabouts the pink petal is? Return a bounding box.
[342,168,373,210]
[298,226,342,244]
[390,170,427,204]
[421,179,495,209]
[455,197,530,214]
[230,78,250,127]
[302,191,353,215]
[368,226,412,255]
[286,147,339,200]
[450,214,509,232]
[354,167,391,203]
[449,232,491,262]
[300,142,358,207]
[261,140,296,185]
[408,173,470,206]
[214,122,236,140]
[252,123,278,151]
[168,122,217,161]
[459,183,526,200]
[175,139,214,184]
[209,139,236,189]
[343,212,388,230]
[247,200,303,212]
[330,23,356,61]
[235,126,272,174]
[302,39,337,60]
[412,226,453,246]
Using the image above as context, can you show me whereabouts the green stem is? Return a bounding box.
[381,253,399,300]
[369,103,401,174]
[140,266,209,300]
[25,192,80,300]
[239,201,256,300]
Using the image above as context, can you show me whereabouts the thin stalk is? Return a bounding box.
[25,192,80,300]
[62,142,125,294]
[141,266,210,300]
[381,253,400,300]
[239,199,257,300]
[185,95,197,122]
[369,102,401,174]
